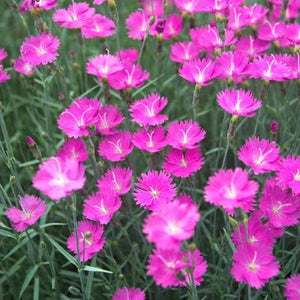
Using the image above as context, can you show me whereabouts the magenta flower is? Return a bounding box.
[238,137,280,174]
[21,0,58,13]
[258,21,286,42]
[0,65,10,84]
[98,131,133,162]
[133,170,176,211]
[57,139,89,162]
[112,287,145,300]
[0,48,7,62]
[33,157,86,201]
[163,148,204,178]
[162,15,182,40]
[57,97,100,138]
[129,93,168,126]
[284,274,300,300]
[83,191,121,224]
[67,221,105,262]
[231,244,280,289]
[217,88,262,117]
[227,6,250,31]
[166,120,206,150]
[126,10,149,40]
[117,48,139,64]
[173,0,202,14]
[6,195,46,232]
[20,33,60,66]
[14,57,35,75]
[81,14,115,39]
[97,166,132,195]
[235,37,270,59]
[132,126,167,153]
[53,2,95,29]
[143,198,200,249]
[204,168,258,215]
[96,105,124,135]
[170,41,200,63]
[198,0,229,13]
[179,58,217,86]
[246,4,268,26]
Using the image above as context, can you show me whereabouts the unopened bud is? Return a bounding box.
[26,136,35,147]
[270,120,279,133]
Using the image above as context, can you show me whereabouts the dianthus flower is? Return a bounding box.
[150,15,182,40]
[173,0,202,14]
[83,191,121,224]
[81,14,115,39]
[198,0,229,13]
[20,33,60,66]
[126,10,149,40]
[286,0,300,20]
[53,2,95,29]
[132,126,167,153]
[0,65,10,84]
[179,58,217,86]
[112,287,145,300]
[257,21,286,42]
[129,93,168,126]
[217,88,262,117]
[238,137,280,174]
[6,195,46,232]
[33,157,86,201]
[163,148,204,177]
[21,0,58,13]
[57,97,100,138]
[117,48,139,64]
[97,166,132,195]
[170,41,200,63]
[143,198,200,249]
[227,6,251,31]
[67,221,105,262]
[166,120,206,150]
[14,57,35,75]
[98,131,133,161]
[142,0,164,17]
[133,170,176,211]
[284,274,300,300]
[57,139,89,162]
[246,4,268,26]
[0,48,7,62]
[96,105,124,135]
[231,244,280,289]
[235,37,270,59]
[204,168,258,215]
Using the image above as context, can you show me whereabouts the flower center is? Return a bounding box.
[294,169,300,181]
[167,222,181,235]
[150,188,159,198]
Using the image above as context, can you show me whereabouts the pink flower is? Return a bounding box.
[57,139,89,162]
[170,41,200,63]
[112,287,145,300]
[14,57,35,75]
[285,23,300,47]
[143,198,200,249]
[53,2,95,29]
[142,0,164,17]
[21,0,58,13]
[204,168,259,215]
[129,93,168,126]
[257,21,286,41]
[231,244,280,289]
[166,120,206,150]
[67,221,105,262]
[97,166,132,195]
[96,105,124,135]
[246,4,268,26]
[284,274,300,300]
[132,126,167,153]
[276,155,300,195]
[86,54,123,81]
[133,170,176,211]
[174,0,202,14]
[0,65,10,84]
[32,157,86,201]
[179,58,217,86]
[98,131,133,162]
[163,148,204,178]
[0,48,7,62]
[126,10,149,40]
[20,33,60,66]
[6,195,46,232]
[235,36,270,58]
[81,14,115,39]
[238,137,280,174]
[108,63,150,90]
[150,15,182,39]
[227,6,250,31]
[217,88,262,117]
[83,191,121,224]
[117,48,139,64]
[198,0,229,13]
[286,0,300,20]
[57,97,100,138]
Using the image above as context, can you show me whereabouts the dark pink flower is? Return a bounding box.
[257,21,286,42]
[14,57,35,75]
[126,10,149,40]
[0,65,10,84]
[112,287,145,300]
[170,41,200,63]
[20,32,60,66]
[227,6,250,31]
[150,15,182,39]
[284,274,300,300]
[6,195,46,232]
[67,221,105,262]
[57,139,89,162]
[0,48,7,62]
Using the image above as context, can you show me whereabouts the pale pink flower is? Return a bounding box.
[166,120,206,150]
[133,170,176,211]
[98,131,133,161]
[284,274,300,300]
[0,66,10,84]
[112,287,145,300]
[53,2,95,29]
[6,195,46,232]
[97,166,132,195]
[204,168,258,215]
[67,221,105,262]
[235,36,270,58]
[257,21,286,41]
[0,48,7,62]
[217,88,262,117]
[170,41,200,63]
[33,157,86,201]
[81,14,115,39]
[14,57,35,75]
[117,48,139,64]
[20,32,60,66]
[163,148,204,177]
[129,93,168,126]
[126,10,149,40]
[57,139,89,162]
[57,97,101,138]
[132,126,167,153]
